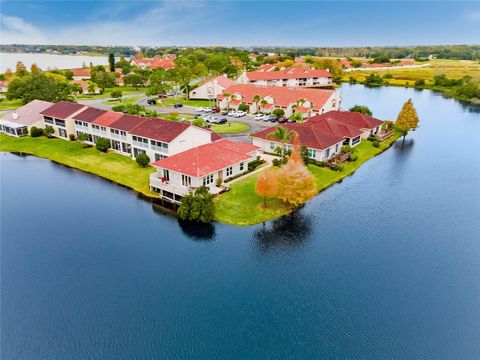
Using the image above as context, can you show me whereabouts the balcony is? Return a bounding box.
[376,129,395,142]
[133,140,149,148]
[151,144,168,153]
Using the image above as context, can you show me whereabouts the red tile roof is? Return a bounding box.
[131,58,175,70]
[219,84,335,111]
[246,67,332,81]
[71,68,91,77]
[40,101,86,119]
[130,118,190,142]
[252,123,344,150]
[93,111,124,127]
[72,107,107,123]
[152,139,258,177]
[308,111,383,130]
[109,114,148,131]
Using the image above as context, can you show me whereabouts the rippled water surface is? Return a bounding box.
[1,85,479,359]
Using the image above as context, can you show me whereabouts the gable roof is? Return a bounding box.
[251,123,345,150]
[218,84,335,111]
[131,58,175,69]
[130,118,190,142]
[109,114,148,131]
[246,67,332,81]
[71,68,91,77]
[309,111,384,130]
[93,111,124,127]
[40,101,86,119]
[72,107,107,123]
[2,100,53,126]
[152,139,258,177]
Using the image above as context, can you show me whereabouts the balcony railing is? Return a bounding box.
[133,140,149,148]
[151,145,168,153]
[376,129,395,142]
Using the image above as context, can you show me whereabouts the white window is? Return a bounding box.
[269,142,275,150]
[239,162,244,171]
[203,174,214,186]
[226,166,233,176]
[325,148,331,158]
[307,148,316,158]
[335,144,339,153]
[182,174,191,187]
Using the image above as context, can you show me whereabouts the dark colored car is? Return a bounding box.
[277,117,288,123]
[173,103,183,108]
[211,108,220,113]
[221,110,229,115]
[212,117,227,124]
[146,99,157,105]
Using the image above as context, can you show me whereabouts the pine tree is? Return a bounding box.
[396,99,419,143]
[108,53,115,72]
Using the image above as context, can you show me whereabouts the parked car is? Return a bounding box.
[195,107,204,112]
[211,108,220,113]
[265,115,278,122]
[203,115,214,122]
[211,117,227,124]
[227,110,237,116]
[277,117,288,123]
[234,111,246,118]
[254,114,266,121]
[146,99,157,105]
[221,110,229,115]
[173,103,183,108]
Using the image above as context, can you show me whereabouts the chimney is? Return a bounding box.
[12,111,18,120]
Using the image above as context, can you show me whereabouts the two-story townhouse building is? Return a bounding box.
[40,101,87,139]
[217,84,340,118]
[237,67,333,88]
[150,140,259,203]
[189,75,235,100]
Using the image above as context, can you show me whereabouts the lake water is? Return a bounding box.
[1,85,479,359]
[0,52,110,72]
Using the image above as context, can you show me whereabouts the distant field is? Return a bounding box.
[342,59,480,85]
[0,98,23,110]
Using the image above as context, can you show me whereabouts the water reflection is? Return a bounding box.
[253,209,312,252]
[178,220,216,241]
[394,138,415,153]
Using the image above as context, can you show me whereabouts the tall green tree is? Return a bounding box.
[108,53,115,72]
[395,99,419,143]
[349,105,372,116]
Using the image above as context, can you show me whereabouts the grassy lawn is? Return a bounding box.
[214,133,400,226]
[0,134,158,197]
[75,87,142,101]
[102,95,144,105]
[342,59,480,85]
[210,122,249,134]
[0,98,23,110]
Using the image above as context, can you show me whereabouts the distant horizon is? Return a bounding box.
[1,1,478,47]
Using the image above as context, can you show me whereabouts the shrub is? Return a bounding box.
[272,108,285,117]
[414,79,426,87]
[272,158,281,167]
[77,133,89,142]
[44,125,54,138]
[177,187,214,223]
[111,90,123,99]
[238,103,249,112]
[216,177,222,187]
[330,163,344,172]
[372,140,380,148]
[192,118,204,127]
[349,153,358,161]
[69,134,75,141]
[349,105,372,116]
[95,137,111,152]
[367,135,376,142]
[30,126,43,137]
[341,145,351,153]
[247,159,264,171]
[135,153,150,167]
[383,73,393,79]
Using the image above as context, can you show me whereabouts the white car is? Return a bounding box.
[203,115,214,122]
[234,111,246,118]
[227,110,237,117]
[195,107,204,112]
[254,114,266,121]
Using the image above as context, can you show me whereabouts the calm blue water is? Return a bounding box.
[2,85,479,359]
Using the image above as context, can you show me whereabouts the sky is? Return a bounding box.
[0,1,479,47]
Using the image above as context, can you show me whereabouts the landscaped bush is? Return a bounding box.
[238,103,249,112]
[272,108,285,118]
[367,135,376,142]
[372,140,380,148]
[341,145,351,153]
[349,153,358,161]
[44,125,54,138]
[69,134,76,141]
[247,159,264,171]
[135,153,150,167]
[330,163,344,172]
[177,186,214,223]
[95,137,111,152]
[415,79,426,87]
[272,158,282,167]
[216,177,222,187]
[30,126,43,137]
[310,159,325,167]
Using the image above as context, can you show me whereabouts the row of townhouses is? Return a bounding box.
[1,100,390,205]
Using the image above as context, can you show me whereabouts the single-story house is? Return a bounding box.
[71,68,91,80]
[189,75,235,100]
[217,84,340,118]
[308,111,384,139]
[0,100,53,136]
[130,58,175,70]
[150,139,259,202]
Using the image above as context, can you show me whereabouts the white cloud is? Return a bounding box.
[0,15,49,44]
[0,1,221,46]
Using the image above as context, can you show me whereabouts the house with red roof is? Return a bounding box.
[70,68,91,80]
[40,101,88,139]
[130,58,175,70]
[189,75,235,100]
[150,139,259,202]
[237,66,332,88]
[1,100,53,137]
[217,84,340,118]
[308,111,384,139]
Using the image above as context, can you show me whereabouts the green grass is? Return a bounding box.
[210,122,249,134]
[0,98,23,110]
[214,133,400,225]
[75,87,142,100]
[102,95,144,105]
[0,134,158,197]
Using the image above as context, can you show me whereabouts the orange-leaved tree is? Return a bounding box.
[277,134,317,208]
[255,169,279,208]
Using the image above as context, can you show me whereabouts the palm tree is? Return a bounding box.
[268,126,296,160]
[253,94,261,113]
